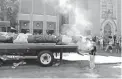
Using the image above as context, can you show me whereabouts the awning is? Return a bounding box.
[0,21,10,27]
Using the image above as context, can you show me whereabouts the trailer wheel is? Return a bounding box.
[38,51,54,67]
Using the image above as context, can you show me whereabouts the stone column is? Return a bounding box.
[43,0,47,35]
[17,0,21,33]
[56,12,59,35]
[120,0,122,36]
[30,0,33,34]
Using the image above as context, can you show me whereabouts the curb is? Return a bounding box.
[95,62,121,65]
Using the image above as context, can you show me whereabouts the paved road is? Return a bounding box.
[0,60,121,78]
[0,50,121,78]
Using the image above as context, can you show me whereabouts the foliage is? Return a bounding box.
[0,0,19,28]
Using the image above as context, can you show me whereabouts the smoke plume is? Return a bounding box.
[55,0,92,36]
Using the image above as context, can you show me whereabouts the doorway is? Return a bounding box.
[104,23,112,43]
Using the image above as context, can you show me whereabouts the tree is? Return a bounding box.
[0,0,19,28]
[0,0,7,21]
[6,0,19,28]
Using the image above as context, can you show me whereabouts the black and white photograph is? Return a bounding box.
[0,0,122,78]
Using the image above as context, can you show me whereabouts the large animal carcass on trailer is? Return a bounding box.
[0,32,80,67]
[0,32,93,67]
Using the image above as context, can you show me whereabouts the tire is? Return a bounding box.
[37,50,54,67]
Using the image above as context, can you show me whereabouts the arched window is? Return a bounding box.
[19,20,30,34]
[33,21,43,35]
[46,22,56,35]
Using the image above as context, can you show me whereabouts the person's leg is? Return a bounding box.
[109,46,113,53]
[100,44,102,49]
[89,45,96,69]
[92,54,95,68]
[118,44,121,53]
[89,55,95,69]
[101,44,103,50]
[117,48,119,53]
[89,54,92,69]
[118,46,121,53]
[105,45,109,51]
[110,49,112,53]
[116,47,118,53]
[116,46,119,53]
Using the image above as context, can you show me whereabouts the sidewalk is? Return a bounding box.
[96,46,121,57]
[55,47,121,64]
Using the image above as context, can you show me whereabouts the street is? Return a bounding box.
[0,0,121,78]
[0,50,121,78]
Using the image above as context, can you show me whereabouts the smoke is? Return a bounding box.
[55,0,92,36]
[73,8,92,36]
[47,0,92,36]
[42,0,93,52]
[58,0,73,14]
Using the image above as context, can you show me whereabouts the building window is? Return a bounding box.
[47,30,55,35]
[33,0,44,15]
[21,0,32,14]
[0,21,10,32]
[45,1,57,16]
[33,21,43,35]
[19,20,30,33]
[33,29,43,35]
[46,22,56,35]
[0,27,11,32]
[1,27,6,32]
[62,14,69,24]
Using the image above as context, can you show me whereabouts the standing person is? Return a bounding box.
[116,37,120,53]
[100,37,103,50]
[119,36,121,52]
[93,36,97,42]
[105,36,113,53]
[0,59,3,67]
[113,35,116,46]
[89,38,97,69]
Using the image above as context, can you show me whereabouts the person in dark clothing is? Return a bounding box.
[89,46,97,55]
[105,36,113,53]
[116,37,121,53]
[92,36,97,43]
[89,38,97,69]
[113,35,116,45]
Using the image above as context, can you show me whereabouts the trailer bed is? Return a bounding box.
[0,43,78,55]
[0,43,79,67]
[0,43,78,49]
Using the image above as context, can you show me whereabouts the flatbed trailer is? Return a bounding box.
[0,43,78,67]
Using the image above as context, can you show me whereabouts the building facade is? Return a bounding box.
[68,0,121,37]
[17,0,59,35]
[0,0,121,37]
[100,0,121,38]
